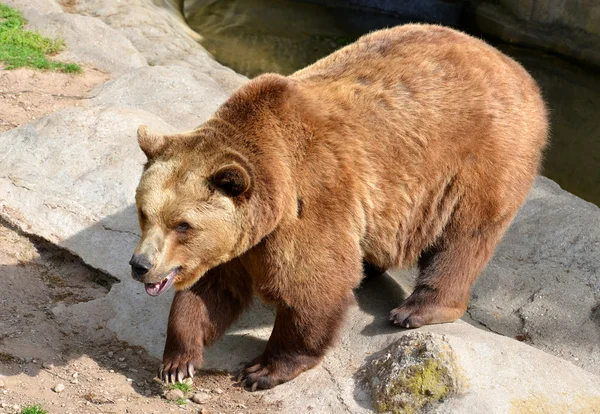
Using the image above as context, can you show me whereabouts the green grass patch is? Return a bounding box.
[0,3,81,72]
[168,381,193,393]
[175,398,187,406]
[20,405,48,414]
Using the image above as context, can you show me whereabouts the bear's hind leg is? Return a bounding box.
[160,258,253,383]
[389,216,512,328]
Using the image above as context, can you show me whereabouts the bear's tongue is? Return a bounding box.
[145,270,176,297]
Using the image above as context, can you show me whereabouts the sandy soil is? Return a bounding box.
[0,67,277,413]
[0,66,108,133]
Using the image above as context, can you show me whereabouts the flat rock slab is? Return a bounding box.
[25,11,147,75]
[469,178,600,375]
[92,65,234,130]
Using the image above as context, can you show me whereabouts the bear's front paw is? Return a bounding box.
[238,353,320,391]
[159,351,203,384]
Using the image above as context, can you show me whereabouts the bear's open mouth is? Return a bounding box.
[144,268,179,297]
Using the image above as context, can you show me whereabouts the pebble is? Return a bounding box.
[198,408,210,414]
[72,372,79,378]
[164,389,185,401]
[53,383,65,393]
[213,388,224,395]
[0,402,7,408]
[42,362,55,369]
[0,380,4,389]
[144,389,152,396]
[70,379,78,385]
[237,403,247,409]
[191,392,211,404]
[126,378,133,383]
[118,357,126,362]
[107,351,114,357]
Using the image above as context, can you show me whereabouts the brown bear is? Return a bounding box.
[130,24,548,390]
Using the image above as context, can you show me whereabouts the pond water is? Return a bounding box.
[187,0,600,206]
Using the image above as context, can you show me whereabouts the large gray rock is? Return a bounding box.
[468,177,600,376]
[2,0,62,19]
[65,0,246,90]
[24,11,147,75]
[92,65,233,130]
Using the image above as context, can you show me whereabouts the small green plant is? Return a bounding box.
[0,3,81,72]
[20,405,48,414]
[175,398,187,406]
[168,381,193,393]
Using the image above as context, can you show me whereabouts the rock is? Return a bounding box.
[164,389,184,401]
[72,372,78,378]
[191,392,211,404]
[53,383,65,393]
[0,380,4,389]
[2,0,62,19]
[42,362,54,369]
[212,388,223,395]
[91,65,233,130]
[467,177,600,375]
[360,332,464,413]
[107,351,114,357]
[70,379,78,385]
[63,0,246,90]
[473,1,600,67]
[198,408,210,414]
[24,11,147,75]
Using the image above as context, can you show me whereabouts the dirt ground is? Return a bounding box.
[0,66,109,133]
[0,68,277,413]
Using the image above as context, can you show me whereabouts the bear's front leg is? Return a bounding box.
[160,259,253,383]
[240,293,355,391]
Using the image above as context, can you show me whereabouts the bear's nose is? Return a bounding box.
[129,254,152,281]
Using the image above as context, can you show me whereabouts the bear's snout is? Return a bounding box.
[129,254,152,281]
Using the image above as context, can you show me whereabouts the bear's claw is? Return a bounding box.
[159,359,199,384]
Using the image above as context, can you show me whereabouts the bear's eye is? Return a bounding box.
[175,222,191,233]
[139,210,147,221]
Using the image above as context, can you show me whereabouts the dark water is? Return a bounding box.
[187,0,600,206]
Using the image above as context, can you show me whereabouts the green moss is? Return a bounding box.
[20,405,48,414]
[0,3,82,72]
[405,359,450,400]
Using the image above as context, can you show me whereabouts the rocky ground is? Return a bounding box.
[0,222,277,413]
[1,0,600,413]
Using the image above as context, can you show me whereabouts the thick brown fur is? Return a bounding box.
[132,24,548,389]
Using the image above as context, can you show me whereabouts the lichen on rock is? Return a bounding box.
[360,332,465,413]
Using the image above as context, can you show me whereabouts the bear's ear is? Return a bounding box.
[137,125,167,159]
[209,164,252,198]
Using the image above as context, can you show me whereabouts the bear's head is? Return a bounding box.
[130,74,300,296]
